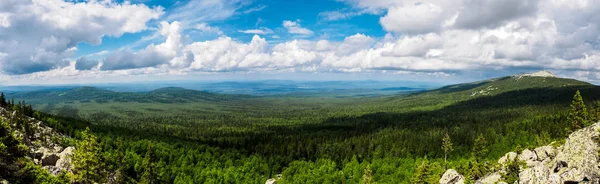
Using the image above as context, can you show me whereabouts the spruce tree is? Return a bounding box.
[593,101,600,123]
[473,134,488,163]
[0,118,29,182]
[412,158,433,184]
[140,145,158,184]
[72,127,104,183]
[0,92,6,107]
[361,166,375,184]
[442,130,453,170]
[568,90,589,131]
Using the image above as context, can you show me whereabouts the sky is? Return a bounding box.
[0,0,600,85]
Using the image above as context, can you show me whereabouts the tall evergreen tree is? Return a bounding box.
[412,158,433,184]
[72,127,104,183]
[362,166,375,184]
[0,92,6,107]
[593,101,600,123]
[442,130,453,170]
[140,145,158,184]
[568,90,589,131]
[0,118,29,182]
[473,134,488,163]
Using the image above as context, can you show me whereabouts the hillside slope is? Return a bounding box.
[0,106,81,183]
[440,121,600,184]
[8,86,251,104]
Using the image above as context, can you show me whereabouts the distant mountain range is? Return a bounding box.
[0,80,437,96]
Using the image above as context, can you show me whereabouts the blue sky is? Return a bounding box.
[75,0,387,57]
[0,0,599,85]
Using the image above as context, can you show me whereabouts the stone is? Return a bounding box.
[55,146,75,171]
[515,122,600,183]
[43,166,62,175]
[518,149,537,162]
[498,152,517,165]
[439,169,464,184]
[534,146,556,161]
[475,172,501,184]
[551,123,600,182]
[41,154,60,166]
[32,150,44,160]
[265,178,277,184]
[518,149,539,167]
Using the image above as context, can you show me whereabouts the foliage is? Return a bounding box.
[500,157,524,183]
[411,158,440,184]
[3,76,600,183]
[442,131,453,169]
[568,90,589,131]
[362,166,375,184]
[72,127,104,183]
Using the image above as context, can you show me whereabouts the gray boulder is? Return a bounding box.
[518,149,538,167]
[517,122,600,183]
[439,169,464,184]
[533,146,556,161]
[265,178,277,184]
[55,146,75,171]
[498,152,517,165]
[475,172,501,184]
[41,154,60,166]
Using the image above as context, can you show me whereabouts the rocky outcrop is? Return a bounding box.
[439,169,464,184]
[41,154,60,166]
[0,107,75,176]
[265,178,277,184]
[498,152,517,165]
[442,122,600,184]
[475,172,501,184]
[55,146,75,171]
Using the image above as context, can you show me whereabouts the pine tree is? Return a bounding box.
[0,118,29,182]
[473,134,488,163]
[140,145,158,184]
[72,127,104,183]
[591,101,600,123]
[568,90,589,131]
[0,92,6,107]
[362,165,375,184]
[412,158,433,184]
[442,130,453,170]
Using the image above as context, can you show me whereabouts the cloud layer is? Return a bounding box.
[2,0,600,83]
[0,0,163,74]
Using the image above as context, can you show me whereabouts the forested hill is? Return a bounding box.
[8,86,251,104]
[2,71,600,183]
[423,73,591,97]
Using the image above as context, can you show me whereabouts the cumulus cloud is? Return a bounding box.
[283,20,314,35]
[75,57,100,71]
[0,0,163,74]
[4,0,600,83]
[101,21,183,70]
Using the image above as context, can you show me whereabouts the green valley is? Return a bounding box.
[3,73,600,183]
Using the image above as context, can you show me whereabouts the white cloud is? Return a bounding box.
[195,23,224,35]
[5,0,600,83]
[242,5,268,14]
[283,20,314,35]
[99,21,183,70]
[318,10,370,21]
[0,0,163,74]
[380,2,447,34]
[238,27,274,35]
[165,0,241,27]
